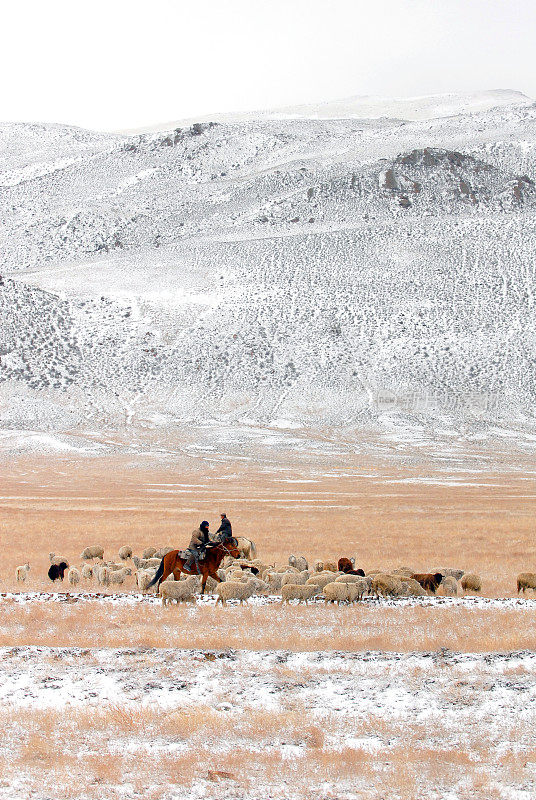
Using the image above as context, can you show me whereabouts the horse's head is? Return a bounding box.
[222,536,240,559]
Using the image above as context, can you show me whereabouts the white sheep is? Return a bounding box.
[215,579,256,606]
[400,578,427,597]
[80,546,104,561]
[272,563,298,573]
[354,576,372,600]
[439,576,458,597]
[155,547,174,559]
[313,560,324,573]
[323,582,364,604]
[323,582,351,604]
[371,573,404,598]
[15,563,30,582]
[334,576,371,600]
[335,573,364,583]
[265,572,286,591]
[246,577,270,596]
[225,569,248,583]
[391,567,417,578]
[110,567,132,586]
[142,547,157,559]
[160,576,198,606]
[50,552,69,567]
[281,584,319,604]
[306,573,337,590]
[118,546,133,560]
[204,575,220,593]
[281,570,309,588]
[436,567,465,581]
[135,569,156,593]
[67,567,81,587]
[288,554,308,571]
[81,564,93,581]
[96,566,111,587]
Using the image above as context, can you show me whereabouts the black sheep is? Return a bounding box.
[239,564,259,575]
[48,561,68,582]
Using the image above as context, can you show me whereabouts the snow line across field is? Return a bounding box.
[0,645,535,712]
[2,591,536,610]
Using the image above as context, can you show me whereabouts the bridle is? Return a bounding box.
[209,537,238,558]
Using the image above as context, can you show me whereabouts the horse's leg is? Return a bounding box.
[204,567,222,596]
[200,566,208,595]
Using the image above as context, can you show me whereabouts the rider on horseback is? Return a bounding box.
[215,513,232,541]
[184,521,211,574]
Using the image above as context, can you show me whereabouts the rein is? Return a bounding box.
[219,540,236,557]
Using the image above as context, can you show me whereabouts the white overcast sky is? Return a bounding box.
[3,0,535,131]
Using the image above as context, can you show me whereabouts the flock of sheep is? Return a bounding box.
[13,545,536,603]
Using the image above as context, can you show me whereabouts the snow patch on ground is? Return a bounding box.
[3,592,536,610]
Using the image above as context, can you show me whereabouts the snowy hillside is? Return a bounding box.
[1,93,536,456]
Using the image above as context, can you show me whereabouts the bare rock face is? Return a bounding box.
[1,99,536,451]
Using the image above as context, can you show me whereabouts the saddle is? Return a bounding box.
[179,548,209,561]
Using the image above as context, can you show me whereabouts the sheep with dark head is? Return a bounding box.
[410,573,443,594]
[338,557,365,576]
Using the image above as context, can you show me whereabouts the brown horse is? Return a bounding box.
[147,538,240,595]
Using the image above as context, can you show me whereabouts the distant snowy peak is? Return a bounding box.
[263,89,533,122]
[128,89,533,133]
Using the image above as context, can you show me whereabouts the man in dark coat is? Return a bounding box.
[215,513,232,540]
[184,520,210,574]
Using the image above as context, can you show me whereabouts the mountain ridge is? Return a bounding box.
[121,89,533,133]
[1,94,536,460]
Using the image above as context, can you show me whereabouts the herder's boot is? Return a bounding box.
[184,552,200,574]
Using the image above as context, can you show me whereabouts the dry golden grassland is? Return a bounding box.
[2,454,536,595]
[1,453,535,651]
[1,599,536,652]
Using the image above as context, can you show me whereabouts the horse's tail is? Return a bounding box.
[249,539,257,558]
[148,557,165,588]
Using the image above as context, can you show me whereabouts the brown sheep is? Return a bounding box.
[371,573,404,598]
[337,557,365,576]
[517,573,536,594]
[410,573,443,594]
[460,573,482,594]
[323,561,338,572]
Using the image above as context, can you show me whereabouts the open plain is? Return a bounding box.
[1,452,535,799]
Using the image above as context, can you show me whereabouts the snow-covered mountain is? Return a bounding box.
[128,89,533,131]
[1,93,536,456]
